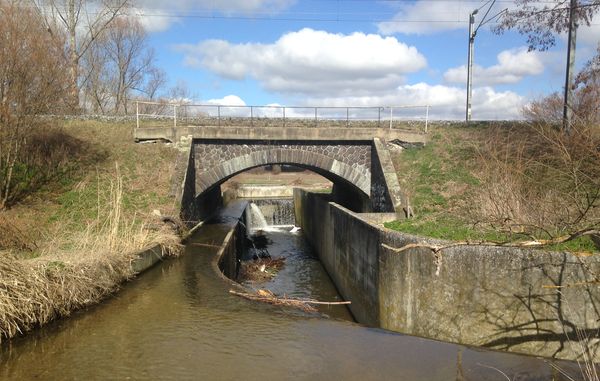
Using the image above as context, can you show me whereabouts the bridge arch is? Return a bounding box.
[180,138,405,222]
[195,148,371,197]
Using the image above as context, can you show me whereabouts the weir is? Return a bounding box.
[249,199,295,226]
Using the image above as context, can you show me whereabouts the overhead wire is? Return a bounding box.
[19,0,600,25]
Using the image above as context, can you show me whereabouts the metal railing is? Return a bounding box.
[135,101,430,133]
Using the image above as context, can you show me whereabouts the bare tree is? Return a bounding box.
[0,1,69,208]
[494,0,599,51]
[142,67,167,101]
[104,17,155,114]
[80,16,163,114]
[495,0,600,130]
[32,0,130,111]
[80,33,112,113]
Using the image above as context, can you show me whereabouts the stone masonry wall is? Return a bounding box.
[193,140,372,196]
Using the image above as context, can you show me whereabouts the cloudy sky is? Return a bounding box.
[132,0,600,119]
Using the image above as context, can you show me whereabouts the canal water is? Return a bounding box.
[0,202,583,380]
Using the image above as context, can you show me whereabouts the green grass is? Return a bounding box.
[1,120,179,254]
[398,132,479,214]
[384,216,509,242]
[387,124,599,254]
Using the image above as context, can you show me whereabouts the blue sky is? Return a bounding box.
[132,0,600,119]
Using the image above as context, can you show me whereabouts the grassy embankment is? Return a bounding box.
[387,122,599,254]
[0,120,182,341]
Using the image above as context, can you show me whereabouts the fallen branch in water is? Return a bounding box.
[229,289,351,313]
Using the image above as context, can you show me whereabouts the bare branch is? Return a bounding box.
[381,228,600,254]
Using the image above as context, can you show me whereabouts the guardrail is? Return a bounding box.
[135,101,430,133]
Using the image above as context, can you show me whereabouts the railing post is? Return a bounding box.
[251,106,253,127]
[136,101,139,130]
[283,107,286,128]
[389,107,393,129]
[315,107,318,128]
[174,104,177,128]
[217,105,221,127]
[378,107,381,128]
[425,105,430,133]
[346,107,349,128]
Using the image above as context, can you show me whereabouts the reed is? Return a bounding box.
[0,164,181,342]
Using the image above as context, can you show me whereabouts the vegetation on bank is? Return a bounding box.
[0,120,182,341]
[386,121,600,254]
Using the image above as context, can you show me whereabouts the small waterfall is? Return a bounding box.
[251,199,295,226]
[247,203,268,231]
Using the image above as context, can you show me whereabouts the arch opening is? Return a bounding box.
[211,162,370,211]
[183,161,371,224]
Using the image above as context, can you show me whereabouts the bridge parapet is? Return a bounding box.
[134,101,429,144]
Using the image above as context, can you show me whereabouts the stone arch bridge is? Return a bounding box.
[136,124,427,222]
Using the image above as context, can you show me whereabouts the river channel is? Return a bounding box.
[0,201,583,380]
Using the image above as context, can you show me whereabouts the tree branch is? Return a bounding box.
[381,228,600,254]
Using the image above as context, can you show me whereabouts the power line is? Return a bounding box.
[21,1,600,25]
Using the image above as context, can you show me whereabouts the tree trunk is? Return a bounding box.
[68,0,79,112]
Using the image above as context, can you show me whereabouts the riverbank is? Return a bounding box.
[0,120,182,342]
[387,122,600,254]
[4,201,582,381]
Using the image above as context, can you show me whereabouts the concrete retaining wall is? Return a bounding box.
[130,245,168,273]
[294,188,600,361]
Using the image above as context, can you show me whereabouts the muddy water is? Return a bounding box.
[0,204,582,380]
[242,227,354,321]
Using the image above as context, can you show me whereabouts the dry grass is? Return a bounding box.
[469,123,600,242]
[388,122,599,252]
[0,164,181,341]
[0,120,182,341]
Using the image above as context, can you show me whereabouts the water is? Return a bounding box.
[241,227,354,321]
[250,199,295,226]
[246,203,268,232]
[0,203,583,380]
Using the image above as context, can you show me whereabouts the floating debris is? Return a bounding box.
[229,289,351,313]
[239,257,286,282]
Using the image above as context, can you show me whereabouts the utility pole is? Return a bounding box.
[465,0,504,123]
[562,0,578,133]
[466,9,478,123]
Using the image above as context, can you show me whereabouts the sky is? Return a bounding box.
[130,0,600,120]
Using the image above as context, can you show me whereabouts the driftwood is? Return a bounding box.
[229,289,351,313]
[381,228,600,284]
[381,228,600,255]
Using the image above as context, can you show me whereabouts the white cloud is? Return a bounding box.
[377,1,468,35]
[203,83,524,120]
[443,48,545,86]
[206,94,246,106]
[127,8,176,33]
[571,23,600,47]
[128,0,295,32]
[177,28,427,96]
[303,83,525,120]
